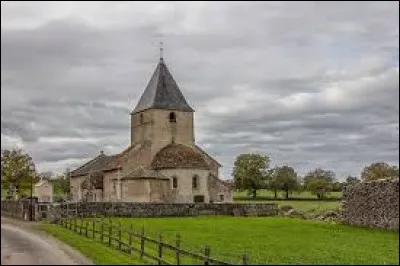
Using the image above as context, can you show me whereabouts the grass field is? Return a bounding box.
[40,217,399,265]
[234,190,342,199]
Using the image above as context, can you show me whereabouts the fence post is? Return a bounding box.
[242,253,248,265]
[108,219,112,247]
[74,217,77,232]
[67,203,69,218]
[92,219,96,238]
[80,216,83,235]
[204,246,210,265]
[140,225,145,259]
[129,224,133,254]
[176,234,181,265]
[85,220,88,237]
[118,221,122,250]
[158,234,163,265]
[101,218,104,242]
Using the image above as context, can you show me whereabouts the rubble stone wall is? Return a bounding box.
[35,202,278,222]
[342,178,399,230]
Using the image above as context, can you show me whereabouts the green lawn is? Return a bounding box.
[41,217,399,265]
[35,223,151,265]
[234,189,342,199]
[236,200,341,214]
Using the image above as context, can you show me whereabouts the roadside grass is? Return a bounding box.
[35,223,151,265]
[41,216,399,265]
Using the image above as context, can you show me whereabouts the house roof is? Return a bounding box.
[70,151,118,177]
[121,166,169,180]
[35,180,51,187]
[132,58,194,114]
[151,143,210,170]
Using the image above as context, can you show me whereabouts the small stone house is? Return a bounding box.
[70,56,234,203]
[34,180,53,203]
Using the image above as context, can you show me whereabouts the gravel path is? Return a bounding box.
[1,217,93,265]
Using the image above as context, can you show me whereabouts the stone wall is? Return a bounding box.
[31,202,278,221]
[1,199,36,221]
[342,178,399,230]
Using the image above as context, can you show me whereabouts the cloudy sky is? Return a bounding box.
[1,1,399,180]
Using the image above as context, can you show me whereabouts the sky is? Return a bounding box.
[1,1,399,181]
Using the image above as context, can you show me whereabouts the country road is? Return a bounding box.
[1,217,92,265]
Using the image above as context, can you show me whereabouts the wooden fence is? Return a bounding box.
[58,217,249,265]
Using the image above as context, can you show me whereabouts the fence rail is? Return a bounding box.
[58,217,249,265]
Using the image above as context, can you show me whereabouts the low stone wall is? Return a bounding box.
[342,178,399,230]
[1,199,35,221]
[35,202,278,221]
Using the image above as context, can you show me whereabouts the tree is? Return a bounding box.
[268,168,280,198]
[361,162,399,181]
[38,171,53,181]
[1,149,38,198]
[51,168,71,197]
[62,168,71,196]
[303,168,335,199]
[345,176,360,186]
[232,153,270,199]
[271,165,299,199]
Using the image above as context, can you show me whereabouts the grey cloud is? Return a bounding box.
[1,2,398,179]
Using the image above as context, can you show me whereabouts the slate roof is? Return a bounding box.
[70,152,118,177]
[121,166,169,180]
[132,58,194,114]
[151,143,210,170]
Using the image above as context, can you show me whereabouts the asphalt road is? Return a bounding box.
[1,217,92,265]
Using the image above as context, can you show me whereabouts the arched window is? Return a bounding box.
[169,112,176,123]
[140,114,144,124]
[192,175,199,189]
[172,176,178,189]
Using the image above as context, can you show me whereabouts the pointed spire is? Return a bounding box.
[132,56,194,114]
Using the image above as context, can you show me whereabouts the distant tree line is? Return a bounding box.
[232,153,399,200]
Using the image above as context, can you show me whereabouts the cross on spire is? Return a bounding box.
[160,41,164,61]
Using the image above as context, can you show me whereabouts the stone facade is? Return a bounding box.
[342,178,399,230]
[70,58,233,203]
[34,180,53,203]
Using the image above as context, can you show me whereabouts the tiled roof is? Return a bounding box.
[151,143,210,170]
[70,152,118,177]
[121,166,169,180]
[132,58,194,114]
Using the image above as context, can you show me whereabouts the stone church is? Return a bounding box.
[70,56,233,203]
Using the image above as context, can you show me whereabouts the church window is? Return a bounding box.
[140,114,144,124]
[169,112,176,123]
[172,176,178,188]
[219,194,224,202]
[192,175,199,189]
